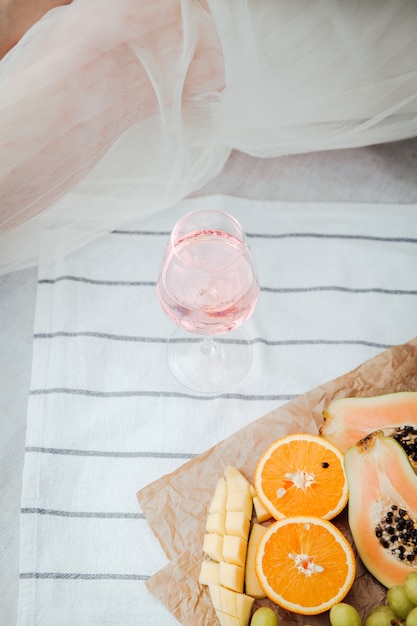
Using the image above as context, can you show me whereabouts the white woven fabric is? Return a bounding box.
[18,194,417,624]
[1,0,416,273]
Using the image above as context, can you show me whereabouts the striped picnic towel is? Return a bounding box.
[18,195,417,625]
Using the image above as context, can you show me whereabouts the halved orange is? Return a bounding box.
[255,516,356,615]
[254,433,348,520]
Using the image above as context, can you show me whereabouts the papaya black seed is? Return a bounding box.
[321,462,329,468]
[374,502,417,566]
[392,427,417,466]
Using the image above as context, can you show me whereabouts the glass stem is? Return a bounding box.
[201,335,216,356]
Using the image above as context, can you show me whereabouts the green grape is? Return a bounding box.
[387,585,416,620]
[330,603,362,626]
[406,606,417,626]
[405,573,417,605]
[250,607,279,626]
[364,611,394,626]
[364,606,397,626]
[369,606,395,614]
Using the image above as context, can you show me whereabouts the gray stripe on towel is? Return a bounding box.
[20,572,150,581]
[25,447,196,459]
[21,508,144,519]
[111,229,417,244]
[32,332,391,349]
[29,389,297,401]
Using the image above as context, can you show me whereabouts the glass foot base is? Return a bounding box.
[166,327,253,395]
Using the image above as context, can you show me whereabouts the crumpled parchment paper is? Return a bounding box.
[137,337,417,626]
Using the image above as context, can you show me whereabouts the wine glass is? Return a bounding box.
[157,209,260,394]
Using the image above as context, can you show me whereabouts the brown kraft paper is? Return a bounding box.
[137,337,417,626]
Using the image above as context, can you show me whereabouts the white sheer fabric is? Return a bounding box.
[1,0,416,273]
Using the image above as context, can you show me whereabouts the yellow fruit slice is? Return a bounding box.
[200,465,256,625]
[208,584,254,625]
[222,535,247,568]
[252,495,271,523]
[255,516,356,615]
[244,523,267,599]
[254,433,348,520]
[199,560,220,585]
[203,533,224,562]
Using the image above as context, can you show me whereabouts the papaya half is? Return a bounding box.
[344,430,417,588]
[320,392,417,465]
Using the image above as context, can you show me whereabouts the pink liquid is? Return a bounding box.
[157,229,260,335]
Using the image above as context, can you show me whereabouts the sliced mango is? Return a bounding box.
[222,535,247,568]
[244,523,267,599]
[206,512,226,536]
[215,610,242,626]
[199,559,220,585]
[225,511,250,541]
[210,493,228,514]
[226,488,253,521]
[200,466,259,625]
[209,583,254,626]
[224,466,252,493]
[203,533,224,562]
[219,561,244,593]
[253,495,272,523]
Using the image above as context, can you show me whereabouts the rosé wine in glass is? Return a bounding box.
[157,210,260,394]
[157,229,259,336]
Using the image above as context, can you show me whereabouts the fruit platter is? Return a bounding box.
[137,338,417,626]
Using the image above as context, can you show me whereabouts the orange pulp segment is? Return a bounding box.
[254,433,348,520]
[255,516,356,615]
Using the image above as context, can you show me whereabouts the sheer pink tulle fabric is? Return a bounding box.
[0,0,224,227]
[0,0,416,272]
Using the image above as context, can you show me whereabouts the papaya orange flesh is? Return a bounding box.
[344,430,417,588]
[320,391,417,452]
